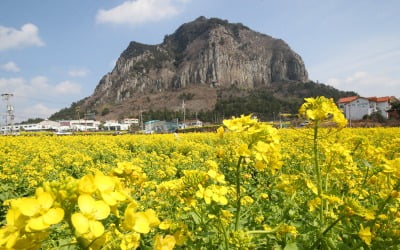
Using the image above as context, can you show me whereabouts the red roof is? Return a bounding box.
[338,96,358,103]
[368,96,394,102]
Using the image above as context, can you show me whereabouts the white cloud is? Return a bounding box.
[0,23,45,51]
[55,81,82,94]
[0,61,20,72]
[0,76,83,121]
[31,76,50,90]
[0,77,25,91]
[308,35,400,78]
[96,0,187,25]
[326,71,400,98]
[68,69,89,77]
[20,104,59,120]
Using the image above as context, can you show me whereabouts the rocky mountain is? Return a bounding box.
[50,17,355,122]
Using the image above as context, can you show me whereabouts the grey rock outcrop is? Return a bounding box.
[89,16,308,106]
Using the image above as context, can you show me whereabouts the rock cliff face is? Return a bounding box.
[87,17,308,110]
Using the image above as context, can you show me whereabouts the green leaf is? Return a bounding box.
[284,242,299,250]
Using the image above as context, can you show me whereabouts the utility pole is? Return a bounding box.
[182,99,186,128]
[2,93,14,135]
[139,107,144,131]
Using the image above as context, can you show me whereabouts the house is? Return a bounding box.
[62,120,100,131]
[179,119,203,129]
[103,120,130,131]
[123,118,139,125]
[37,120,60,130]
[145,120,178,134]
[338,96,397,120]
[1,120,61,134]
[367,96,393,119]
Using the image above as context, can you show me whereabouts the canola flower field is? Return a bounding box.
[1,97,400,249]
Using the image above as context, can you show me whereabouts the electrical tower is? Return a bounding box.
[1,93,14,135]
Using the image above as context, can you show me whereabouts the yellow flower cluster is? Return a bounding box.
[0,98,400,248]
[0,188,64,248]
[299,96,347,127]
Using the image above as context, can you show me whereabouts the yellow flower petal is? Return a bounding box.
[6,208,22,227]
[133,212,150,234]
[89,220,105,238]
[358,225,372,245]
[95,172,115,192]
[78,174,97,194]
[144,209,160,227]
[101,192,117,206]
[159,219,172,230]
[93,200,110,220]
[71,213,89,234]
[37,192,54,210]
[43,208,64,225]
[154,234,176,250]
[78,194,95,214]
[26,217,48,231]
[19,198,40,217]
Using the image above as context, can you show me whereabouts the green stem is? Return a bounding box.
[218,217,230,250]
[310,215,345,249]
[235,156,244,230]
[313,121,323,231]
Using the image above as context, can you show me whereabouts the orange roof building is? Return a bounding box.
[337,95,396,120]
[338,96,359,104]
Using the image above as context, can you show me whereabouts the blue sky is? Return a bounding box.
[1,0,399,122]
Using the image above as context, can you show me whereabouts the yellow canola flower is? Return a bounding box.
[207,169,226,184]
[78,174,97,194]
[196,184,228,205]
[124,202,160,234]
[321,194,343,206]
[358,224,372,245]
[0,208,23,248]
[252,140,282,172]
[154,234,176,250]
[119,232,140,250]
[159,220,172,230]
[196,184,213,204]
[236,144,251,157]
[305,179,318,195]
[223,114,257,133]
[298,96,347,127]
[71,194,110,239]
[94,171,127,206]
[307,197,321,212]
[217,126,224,138]
[0,188,64,248]
[16,190,64,232]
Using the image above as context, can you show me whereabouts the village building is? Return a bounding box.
[122,118,139,125]
[338,96,397,120]
[1,120,61,134]
[103,120,130,131]
[59,120,100,131]
[145,120,178,134]
[179,119,203,129]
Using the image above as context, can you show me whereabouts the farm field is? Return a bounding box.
[1,98,400,249]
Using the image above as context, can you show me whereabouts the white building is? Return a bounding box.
[103,120,130,131]
[338,96,396,120]
[59,120,100,131]
[1,120,60,134]
[123,118,139,125]
[179,119,203,129]
[369,97,393,119]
